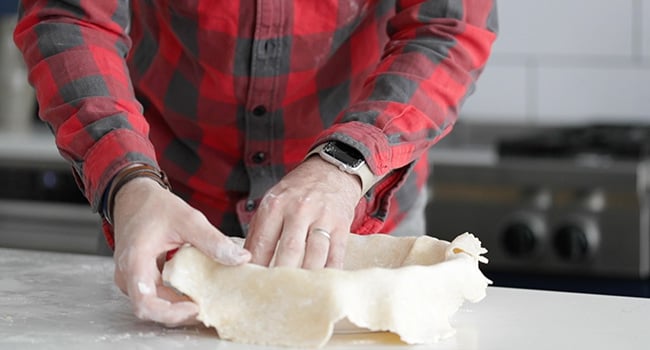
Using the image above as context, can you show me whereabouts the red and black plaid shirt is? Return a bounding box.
[15,0,497,245]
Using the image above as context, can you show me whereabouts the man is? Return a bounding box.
[14,0,497,327]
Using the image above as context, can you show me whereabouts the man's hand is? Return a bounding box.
[244,156,364,269]
[111,177,251,326]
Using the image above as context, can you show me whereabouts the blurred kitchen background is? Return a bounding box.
[1,1,650,296]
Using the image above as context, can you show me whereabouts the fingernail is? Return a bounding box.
[238,248,251,259]
[234,247,251,262]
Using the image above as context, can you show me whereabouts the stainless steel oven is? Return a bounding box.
[426,123,650,297]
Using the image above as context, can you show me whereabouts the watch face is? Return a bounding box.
[323,142,364,169]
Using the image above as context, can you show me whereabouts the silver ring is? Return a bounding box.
[311,228,331,240]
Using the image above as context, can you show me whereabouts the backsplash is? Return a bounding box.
[461,0,650,125]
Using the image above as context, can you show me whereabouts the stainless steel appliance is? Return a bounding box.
[426,124,650,295]
[0,132,107,255]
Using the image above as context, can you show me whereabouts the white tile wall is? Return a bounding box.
[537,66,650,123]
[460,0,650,126]
[493,0,635,57]
[461,63,529,123]
[643,0,650,58]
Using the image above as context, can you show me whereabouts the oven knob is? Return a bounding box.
[500,214,545,258]
[501,223,537,257]
[552,219,599,262]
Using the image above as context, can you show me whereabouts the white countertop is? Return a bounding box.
[1,247,649,350]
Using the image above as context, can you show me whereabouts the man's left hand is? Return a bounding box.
[243,156,363,269]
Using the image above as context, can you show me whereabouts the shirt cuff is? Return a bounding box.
[75,128,159,212]
[313,121,397,178]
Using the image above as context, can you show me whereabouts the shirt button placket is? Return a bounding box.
[243,0,282,207]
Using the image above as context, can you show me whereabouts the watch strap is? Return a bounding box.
[306,143,377,195]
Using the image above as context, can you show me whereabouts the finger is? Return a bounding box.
[302,226,331,269]
[244,196,284,266]
[125,247,199,326]
[181,210,251,266]
[155,285,201,327]
[114,245,138,296]
[114,267,128,295]
[326,228,349,269]
[273,217,310,267]
[156,283,194,304]
[138,297,199,327]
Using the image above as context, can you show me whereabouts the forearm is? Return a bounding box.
[13,0,158,210]
[318,0,498,176]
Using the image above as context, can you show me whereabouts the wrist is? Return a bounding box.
[302,156,364,198]
[113,176,162,203]
[102,164,171,225]
[305,141,379,195]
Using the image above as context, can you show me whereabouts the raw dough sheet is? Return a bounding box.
[162,232,490,348]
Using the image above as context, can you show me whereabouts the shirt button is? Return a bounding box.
[252,105,267,117]
[263,40,275,54]
[251,151,266,164]
[245,199,256,212]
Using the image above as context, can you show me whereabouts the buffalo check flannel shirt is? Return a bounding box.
[14,0,498,249]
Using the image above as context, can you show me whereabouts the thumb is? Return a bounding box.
[181,211,251,265]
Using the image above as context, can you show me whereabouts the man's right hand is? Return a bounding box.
[111,177,251,326]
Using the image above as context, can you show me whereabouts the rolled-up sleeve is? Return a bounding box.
[14,0,159,211]
[315,0,498,232]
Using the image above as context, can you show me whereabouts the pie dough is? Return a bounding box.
[162,232,490,348]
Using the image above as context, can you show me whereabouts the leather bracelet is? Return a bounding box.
[103,164,171,225]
